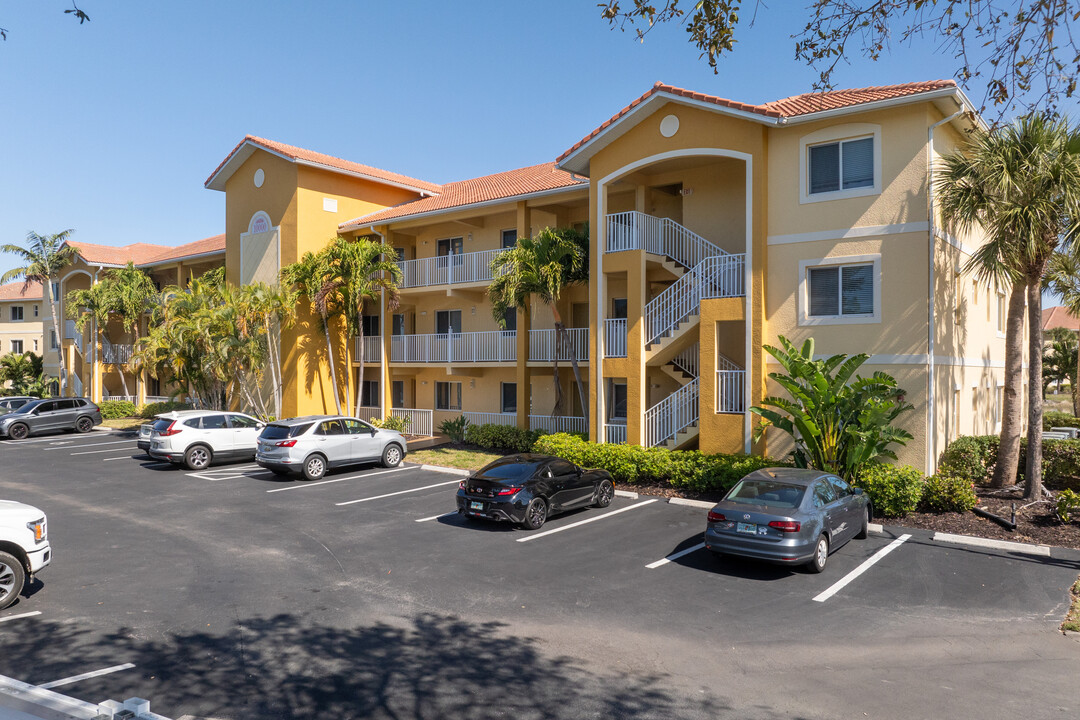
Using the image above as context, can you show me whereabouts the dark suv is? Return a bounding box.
[0,398,103,440]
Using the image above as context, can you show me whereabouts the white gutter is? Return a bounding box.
[927,106,966,474]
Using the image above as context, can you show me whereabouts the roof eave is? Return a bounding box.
[138,248,227,269]
[776,87,969,125]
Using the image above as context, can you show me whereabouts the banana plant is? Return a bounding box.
[750,336,914,481]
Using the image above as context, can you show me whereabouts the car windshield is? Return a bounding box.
[725,480,806,509]
[476,459,541,481]
[151,418,174,432]
[9,402,39,415]
[260,423,313,440]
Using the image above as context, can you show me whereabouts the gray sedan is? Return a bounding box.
[704,468,872,573]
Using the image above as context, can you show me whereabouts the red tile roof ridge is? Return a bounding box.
[761,79,956,109]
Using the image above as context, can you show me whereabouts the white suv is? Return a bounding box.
[0,500,51,611]
[148,410,265,470]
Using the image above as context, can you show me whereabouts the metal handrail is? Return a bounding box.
[644,377,699,447]
[605,211,730,268]
[644,254,745,346]
[397,248,509,288]
[604,319,627,358]
[390,331,517,363]
[529,328,589,362]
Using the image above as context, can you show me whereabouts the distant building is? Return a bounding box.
[1042,306,1080,336]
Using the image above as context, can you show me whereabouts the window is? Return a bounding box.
[609,381,628,420]
[201,415,228,430]
[392,314,407,336]
[228,414,260,428]
[436,237,464,268]
[549,459,577,476]
[611,298,628,319]
[361,315,379,336]
[10,306,23,321]
[51,282,59,300]
[501,229,518,249]
[360,380,379,407]
[826,476,852,498]
[813,481,837,508]
[33,339,38,352]
[501,383,517,413]
[996,286,1006,335]
[33,305,38,317]
[50,330,58,350]
[501,308,516,332]
[436,310,461,334]
[343,418,373,434]
[799,255,880,325]
[315,420,345,435]
[393,246,406,261]
[392,380,405,408]
[11,340,23,354]
[809,137,874,195]
[436,382,462,410]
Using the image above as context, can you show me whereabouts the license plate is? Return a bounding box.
[736,522,757,535]
[469,501,484,511]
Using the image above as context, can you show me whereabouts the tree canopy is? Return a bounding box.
[1,1,89,42]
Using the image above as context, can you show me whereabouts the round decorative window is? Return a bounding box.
[254,168,265,188]
[659,114,680,138]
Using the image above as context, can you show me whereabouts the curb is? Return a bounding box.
[932,531,1052,557]
[614,490,639,499]
[667,497,714,509]
[418,464,471,477]
[868,523,884,534]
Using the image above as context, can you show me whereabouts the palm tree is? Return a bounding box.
[66,282,110,397]
[937,114,1080,499]
[281,250,344,414]
[489,227,590,431]
[0,230,81,394]
[1046,251,1080,415]
[0,352,35,393]
[322,236,403,416]
[236,282,294,420]
[95,262,158,399]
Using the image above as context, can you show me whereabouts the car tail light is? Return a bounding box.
[768,520,801,533]
[160,421,182,437]
[458,481,466,490]
[707,510,726,522]
[495,486,521,496]
[274,439,297,447]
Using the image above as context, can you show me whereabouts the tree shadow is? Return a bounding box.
[0,612,750,720]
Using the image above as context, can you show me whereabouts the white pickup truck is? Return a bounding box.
[0,500,51,611]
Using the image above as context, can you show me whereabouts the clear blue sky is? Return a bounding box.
[0,1,1069,304]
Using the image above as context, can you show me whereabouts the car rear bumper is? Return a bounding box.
[456,493,527,523]
[149,449,183,463]
[26,542,51,574]
[137,440,151,451]
[256,457,296,473]
[703,528,816,565]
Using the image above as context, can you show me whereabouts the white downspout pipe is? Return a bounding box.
[372,228,389,416]
[927,108,964,474]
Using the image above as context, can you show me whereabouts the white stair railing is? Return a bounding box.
[606,211,730,269]
[644,377,699,447]
[671,343,699,378]
[644,254,745,346]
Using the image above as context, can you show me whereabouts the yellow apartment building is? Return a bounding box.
[59,79,1011,475]
[0,281,45,370]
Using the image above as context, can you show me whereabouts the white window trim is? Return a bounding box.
[798,253,882,326]
[799,123,882,204]
[995,285,1007,338]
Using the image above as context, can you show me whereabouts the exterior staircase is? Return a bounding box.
[606,211,747,448]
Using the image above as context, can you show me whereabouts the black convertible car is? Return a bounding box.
[456,454,615,530]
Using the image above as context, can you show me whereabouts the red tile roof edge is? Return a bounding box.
[0,279,43,302]
[65,235,225,268]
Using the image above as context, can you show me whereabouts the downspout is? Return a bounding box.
[927,108,964,474]
[372,228,388,416]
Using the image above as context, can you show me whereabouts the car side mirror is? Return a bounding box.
[853,488,864,495]
[257,422,266,429]
[370,427,377,436]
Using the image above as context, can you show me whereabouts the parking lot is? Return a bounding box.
[2,429,1080,720]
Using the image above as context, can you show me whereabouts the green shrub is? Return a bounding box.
[438,415,468,443]
[98,400,138,419]
[919,475,978,513]
[531,433,787,493]
[464,423,545,453]
[1056,489,1080,522]
[854,463,925,517]
[139,401,192,418]
[1044,410,1080,431]
[938,435,999,483]
[371,415,409,433]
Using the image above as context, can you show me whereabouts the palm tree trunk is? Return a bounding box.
[557,323,590,433]
[549,307,565,417]
[1024,278,1045,500]
[113,332,131,398]
[355,326,366,417]
[1073,345,1079,417]
[264,318,281,420]
[47,279,67,395]
[991,282,1026,487]
[322,313,342,414]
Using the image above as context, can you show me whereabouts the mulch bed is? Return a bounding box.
[616,482,1080,551]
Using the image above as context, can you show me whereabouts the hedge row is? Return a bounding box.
[854,464,977,517]
[1044,410,1080,431]
[463,424,549,454]
[938,435,1080,491]
[97,400,138,420]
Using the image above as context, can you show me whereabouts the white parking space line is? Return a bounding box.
[645,542,707,569]
[0,436,76,445]
[516,499,659,543]
[45,440,136,450]
[37,663,135,689]
[416,511,458,523]
[69,446,140,456]
[336,479,461,506]
[812,534,911,603]
[102,456,140,461]
[0,611,42,624]
[267,467,408,493]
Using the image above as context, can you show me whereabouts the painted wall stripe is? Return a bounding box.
[767,222,929,246]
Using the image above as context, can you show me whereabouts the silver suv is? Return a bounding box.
[255,415,407,480]
[147,410,265,470]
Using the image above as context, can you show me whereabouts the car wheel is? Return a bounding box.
[303,454,327,481]
[593,479,614,508]
[521,497,548,530]
[381,443,403,468]
[808,534,829,573]
[6,423,29,441]
[183,444,212,471]
[75,416,94,433]
[855,506,870,539]
[0,551,26,611]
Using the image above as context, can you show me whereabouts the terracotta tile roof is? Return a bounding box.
[556,79,958,164]
[340,162,585,230]
[142,234,226,265]
[206,135,442,194]
[0,280,42,302]
[66,235,225,268]
[1042,305,1080,332]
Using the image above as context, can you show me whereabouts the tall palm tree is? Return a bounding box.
[322,236,403,416]
[489,227,590,431]
[937,114,1080,499]
[0,352,35,393]
[66,282,111,397]
[282,251,344,414]
[236,282,294,420]
[96,262,158,399]
[0,230,81,394]
[1046,250,1080,415]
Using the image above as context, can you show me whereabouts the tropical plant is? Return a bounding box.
[370,415,409,433]
[66,281,110,399]
[749,336,914,482]
[489,226,590,430]
[234,282,294,420]
[0,230,81,394]
[0,351,40,393]
[438,415,469,444]
[96,262,158,397]
[281,250,345,414]
[1043,333,1078,397]
[937,114,1080,500]
[1046,250,1080,415]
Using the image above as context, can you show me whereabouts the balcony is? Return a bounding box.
[529,328,588,362]
[101,340,135,365]
[530,415,587,434]
[397,248,508,289]
[463,411,516,427]
[605,423,627,444]
[604,319,627,358]
[353,336,382,363]
[390,331,516,363]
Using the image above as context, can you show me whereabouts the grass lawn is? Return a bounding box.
[407,445,501,471]
[1064,577,1080,633]
[102,417,146,430]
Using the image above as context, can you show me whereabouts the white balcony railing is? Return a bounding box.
[397,248,508,289]
[64,319,82,354]
[390,332,516,363]
[645,377,699,447]
[716,370,746,414]
[530,415,587,434]
[644,254,745,346]
[101,341,135,365]
[529,328,588,362]
[353,336,382,363]
[357,406,434,437]
[144,395,171,404]
[105,395,138,403]
[605,423,627,444]
[463,411,517,427]
[605,211,729,269]
[605,319,627,358]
